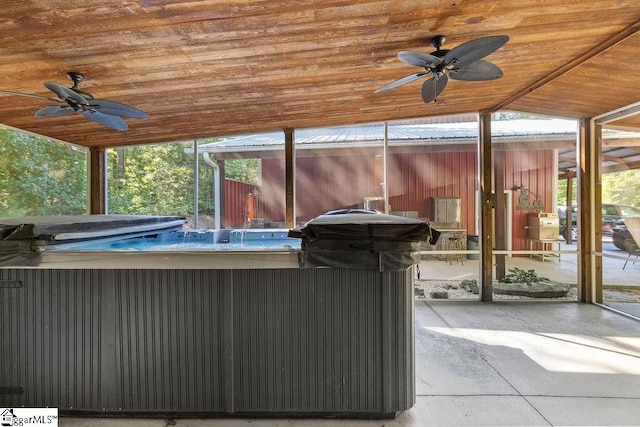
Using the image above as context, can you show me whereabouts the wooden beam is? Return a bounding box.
[595,101,640,125]
[479,111,494,302]
[602,161,640,173]
[284,128,295,228]
[577,120,596,303]
[601,154,629,165]
[564,177,574,244]
[594,122,604,304]
[89,146,106,215]
[219,161,226,229]
[494,150,506,281]
[491,20,640,112]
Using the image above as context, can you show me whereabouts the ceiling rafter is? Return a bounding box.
[490,20,640,113]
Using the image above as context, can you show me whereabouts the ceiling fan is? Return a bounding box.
[0,72,149,131]
[374,35,509,103]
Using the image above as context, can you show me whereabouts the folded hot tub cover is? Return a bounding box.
[0,214,186,266]
[288,209,439,270]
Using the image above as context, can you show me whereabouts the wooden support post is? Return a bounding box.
[577,119,603,303]
[478,111,494,302]
[284,128,295,228]
[219,161,226,229]
[565,176,574,244]
[89,146,106,214]
[494,150,506,281]
[593,121,604,303]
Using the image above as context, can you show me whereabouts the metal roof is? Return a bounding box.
[194,118,579,152]
[188,119,640,177]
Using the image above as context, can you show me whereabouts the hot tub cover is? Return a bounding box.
[289,210,439,270]
[0,215,186,266]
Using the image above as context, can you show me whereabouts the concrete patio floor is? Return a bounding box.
[62,301,640,427]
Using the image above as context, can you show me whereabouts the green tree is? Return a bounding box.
[107,142,210,216]
[602,169,640,206]
[225,158,259,184]
[0,129,87,217]
[557,178,577,207]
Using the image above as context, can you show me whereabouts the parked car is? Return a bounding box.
[558,205,578,241]
[601,204,640,236]
[612,215,640,251]
[558,203,640,241]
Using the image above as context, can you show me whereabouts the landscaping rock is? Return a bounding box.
[462,279,479,294]
[494,281,570,298]
[429,290,449,299]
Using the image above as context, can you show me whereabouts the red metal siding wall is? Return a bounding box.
[504,150,555,250]
[224,148,556,250]
[260,155,380,223]
[224,179,259,228]
[259,158,285,223]
[387,151,478,234]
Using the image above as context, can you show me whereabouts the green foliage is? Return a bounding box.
[602,170,640,207]
[494,111,545,121]
[106,143,261,217]
[557,179,577,207]
[225,158,259,184]
[1,130,260,220]
[0,129,87,217]
[107,143,208,216]
[499,268,549,284]
[558,169,639,210]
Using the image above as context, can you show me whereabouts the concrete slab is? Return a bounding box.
[528,396,640,426]
[424,302,640,398]
[607,302,640,319]
[415,303,520,396]
[405,396,550,426]
[60,302,640,427]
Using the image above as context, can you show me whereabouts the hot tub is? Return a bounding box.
[0,215,419,419]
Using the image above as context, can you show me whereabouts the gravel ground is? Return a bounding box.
[416,279,574,301]
[415,279,640,302]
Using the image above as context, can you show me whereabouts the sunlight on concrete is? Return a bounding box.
[426,326,640,374]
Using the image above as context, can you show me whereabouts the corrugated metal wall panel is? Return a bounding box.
[0,269,104,410]
[224,179,258,228]
[232,269,394,413]
[387,151,478,232]
[261,156,381,223]
[113,269,228,412]
[235,268,413,415]
[242,147,555,248]
[1,267,413,416]
[506,150,555,250]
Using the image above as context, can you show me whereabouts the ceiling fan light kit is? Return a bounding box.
[375,35,509,103]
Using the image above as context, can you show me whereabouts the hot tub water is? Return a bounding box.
[58,229,301,251]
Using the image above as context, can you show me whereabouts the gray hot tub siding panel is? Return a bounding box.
[0,268,414,416]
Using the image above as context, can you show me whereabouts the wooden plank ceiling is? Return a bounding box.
[0,0,639,148]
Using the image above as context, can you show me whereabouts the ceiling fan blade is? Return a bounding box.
[0,89,62,103]
[398,51,442,68]
[443,35,509,67]
[44,82,89,105]
[83,110,128,131]
[421,74,448,103]
[449,60,504,81]
[374,72,428,93]
[88,99,149,118]
[34,105,76,118]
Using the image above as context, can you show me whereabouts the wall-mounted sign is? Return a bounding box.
[516,188,544,211]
